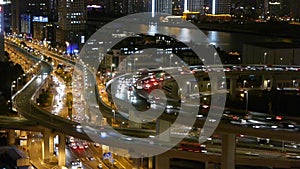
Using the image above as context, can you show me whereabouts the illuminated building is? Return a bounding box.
[212,0,231,14]
[11,0,48,35]
[49,0,58,22]
[11,0,19,33]
[0,4,4,59]
[105,0,150,15]
[153,0,172,14]
[243,42,300,65]
[290,0,300,20]
[56,0,86,53]
[187,0,203,13]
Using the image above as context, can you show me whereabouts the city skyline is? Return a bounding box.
[0,0,300,169]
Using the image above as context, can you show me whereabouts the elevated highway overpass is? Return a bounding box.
[5,39,300,169]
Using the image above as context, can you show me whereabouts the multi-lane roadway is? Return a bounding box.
[5,36,300,168]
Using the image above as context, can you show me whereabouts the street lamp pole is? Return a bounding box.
[214,52,217,64]
[133,58,138,71]
[293,80,296,87]
[244,90,248,112]
[207,83,210,91]
[186,81,190,95]
[263,52,267,65]
[169,54,173,67]
[243,80,247,88]
[111,63,115,78]
[112,110,116,120]
[128,62,132,72]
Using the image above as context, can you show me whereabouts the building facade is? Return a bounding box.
[11,0,49,35]
[213,0,231,14]
[57,0,86,53]
[290,0,300,20]
[243,43,300,65]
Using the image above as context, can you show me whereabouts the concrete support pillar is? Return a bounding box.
[20,131,28,152]
[132,158,141,169]
[210,75,219,92]
[156,119,171,142]
[221,134,236,169]
[205,162,215,169]
[7,130,15,145]
[148,157,153,169]
[155,154,169,169]
[129,111,142,128]
[49,134,54,156]
[43,129,53,159]
[229,77,238,98]
[58,134,66,167]
[262,75,273,89]
[20,131,27,137]
[271,77,278,90]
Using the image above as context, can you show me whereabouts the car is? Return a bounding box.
[76,159,82,166]
[77,143,84,150]
[70,143,77,150]
[257,137,270,144]
[286,153,300,159]
[82,142,88,148]
[86,156,95,161]
[98,163,103,169]
[71,161,80,166]
[94,143,100,147]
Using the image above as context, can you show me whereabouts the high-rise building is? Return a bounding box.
[106,0,150,16]
[290,0,300,20]
[212,0,231,14]
[154,0,172,14]
[11,0,19,33]
[57,0,86,53]
[263,0,268,16]
[0,1,10,60]
[172,0,183,15]
[58,0,85,31]
[49,0,58,22]
[187,0,202,12]
[0,4,4,60]
[11,0,49,35]
[3,1,11,33]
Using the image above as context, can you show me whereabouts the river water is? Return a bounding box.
[203,30,300,53]
[134,23,300,53]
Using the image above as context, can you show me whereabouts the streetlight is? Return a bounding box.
[169,54,173,67]
[128,62,132,72]
[194,84,198,93]
[65,41,70,53]
[112,109,116,120]
[221,81,225,89]
[110,63,115,77]
[213,52,217,64]
[263,52,267,65]
[186,81,190,95]
[244,90,248,112]
[133,58,138,71]
[293,80,296,87]
[243,80,247,88]
[178,88,182,98]
[207,83,210,90]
